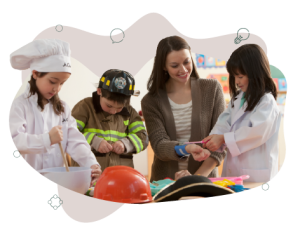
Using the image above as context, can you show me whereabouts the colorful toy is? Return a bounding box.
[209,175,249,185]
[212,178,250,192]
[213,179,235,187]
[227,185,250,192]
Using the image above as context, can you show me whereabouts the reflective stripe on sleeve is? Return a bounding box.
[128,121,145,134]
[83,132,96,144]
[76,119,85,131]
[128,134,143,153]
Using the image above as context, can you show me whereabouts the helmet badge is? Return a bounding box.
[114,77,127,89]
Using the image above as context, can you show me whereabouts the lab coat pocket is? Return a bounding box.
[242,168,271,183]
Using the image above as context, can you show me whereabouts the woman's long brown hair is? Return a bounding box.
[226,44,277,112]
[28,72,64,115]
[147,36,200,95]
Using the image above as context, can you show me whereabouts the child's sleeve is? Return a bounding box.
[71,100,103,150]
[9,100,51,155]
[121,106,148,154]
[65,103,99,167]
[224,96,281,158]
[209,102,233,153]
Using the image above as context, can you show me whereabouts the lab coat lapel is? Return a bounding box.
[231,92,247,127]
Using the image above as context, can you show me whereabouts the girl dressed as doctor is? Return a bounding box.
[9,39,101,186]
[202,44,281,183]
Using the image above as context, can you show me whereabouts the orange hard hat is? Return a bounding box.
[93,166,152,204]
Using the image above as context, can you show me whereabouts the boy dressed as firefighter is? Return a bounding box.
[71,69,148,170]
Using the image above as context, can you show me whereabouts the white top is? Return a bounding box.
[210,92,281,182]
[9,84,99,171]
[168,97,192,171]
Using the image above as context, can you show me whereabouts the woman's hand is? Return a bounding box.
[175,170,191,180]
[185,144,211,162]
[202,134,225,152]
[90,164,102,187]
[97,140,113,153]
[112,141,125,155]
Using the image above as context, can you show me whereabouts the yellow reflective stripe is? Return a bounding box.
[128,134,143,153]
[128,121,145,134]
[97,135,120,142]
[83,132,96,144]
[83,128,127,138]
[76,119,85,131]
[124,120,129,126]
[128,121,144,129]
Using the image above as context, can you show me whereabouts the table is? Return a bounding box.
[153,182,263,201]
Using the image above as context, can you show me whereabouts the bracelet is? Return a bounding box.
[174,144,189,156]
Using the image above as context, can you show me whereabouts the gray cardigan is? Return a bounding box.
[141,77,226,181]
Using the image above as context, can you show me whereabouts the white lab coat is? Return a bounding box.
[9,84,99,171]
[210,92,281,182]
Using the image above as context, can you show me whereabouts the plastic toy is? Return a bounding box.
[209,175,249,185]
[227,185,250,192]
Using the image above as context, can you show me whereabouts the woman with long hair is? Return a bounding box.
[141,36,226,181]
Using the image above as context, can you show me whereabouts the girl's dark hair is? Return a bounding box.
[226,44,277,111]
[101,88,131,107]
[147,36,200,95]
[28,72,64,115]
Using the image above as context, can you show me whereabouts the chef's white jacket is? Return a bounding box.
[210,92,281,182]
[9,84,99,170]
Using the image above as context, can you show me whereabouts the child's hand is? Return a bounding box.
[202,134,225,152]
[90,164,102,187]
[175,170,191,180]
[49,126,63,145]
[185,144,211,162]
[97,140,113,153]
[112,141,125,155]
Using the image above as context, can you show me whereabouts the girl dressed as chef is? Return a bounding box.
[9,39,101,186]
[202,44,281,183]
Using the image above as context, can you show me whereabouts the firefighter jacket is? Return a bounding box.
[71,91,148,170]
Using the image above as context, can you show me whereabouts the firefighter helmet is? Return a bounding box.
[98,69,139,96]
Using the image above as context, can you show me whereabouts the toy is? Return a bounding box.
[213,179,235,187]
[209,175,249,185]
[227,185,250,192]
[212,179,250,192]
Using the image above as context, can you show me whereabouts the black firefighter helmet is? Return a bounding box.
[98,69,140,96]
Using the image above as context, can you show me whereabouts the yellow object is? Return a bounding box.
[101,77,105,82]
[106,80,110,86]
[129,85,132,90]
[213,179,235,187]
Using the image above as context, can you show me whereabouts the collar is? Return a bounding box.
[233,90,244,101]
[92,91,130,116]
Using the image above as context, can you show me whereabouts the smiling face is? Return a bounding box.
[33,71,70,101]
[97,88,124,115]
[164,49,193,84]
[234,71,249,92]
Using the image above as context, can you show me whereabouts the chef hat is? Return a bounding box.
[10,39,71,73]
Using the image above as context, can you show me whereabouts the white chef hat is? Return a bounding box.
[10,39,71,73]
